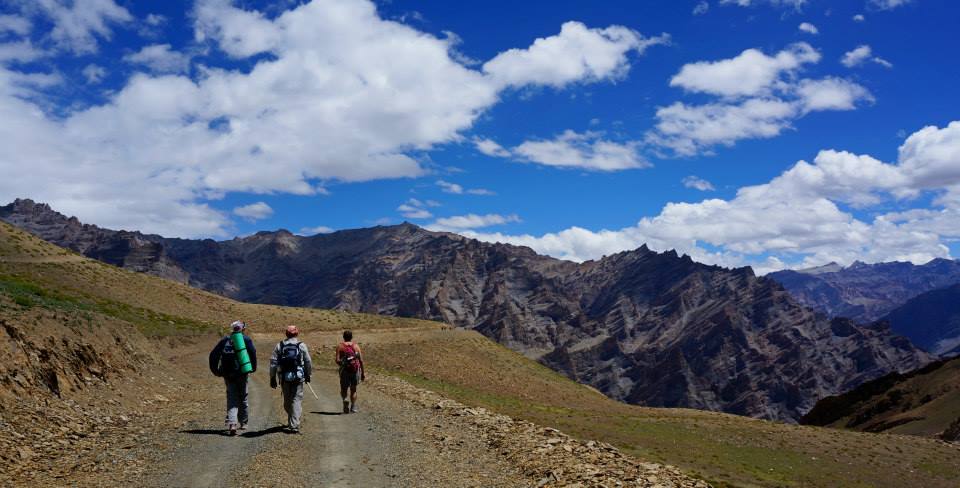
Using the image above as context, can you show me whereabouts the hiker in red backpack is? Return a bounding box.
[335,330,365,413]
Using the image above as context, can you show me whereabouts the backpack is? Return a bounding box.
[340,343,361,374]
[219,338,239,375]
[278,341,304,382]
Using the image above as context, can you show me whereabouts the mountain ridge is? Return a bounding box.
[768,258,960,324]
[0,198,931,421]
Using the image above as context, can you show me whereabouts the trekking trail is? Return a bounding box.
[146,339,524,487]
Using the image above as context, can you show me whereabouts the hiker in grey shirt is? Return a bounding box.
[269,325,312,433]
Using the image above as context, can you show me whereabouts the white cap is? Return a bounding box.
[230,320,246,332]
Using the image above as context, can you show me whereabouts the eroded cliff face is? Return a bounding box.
[1,199,930,421]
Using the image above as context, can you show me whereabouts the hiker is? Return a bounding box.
[335,330,365,413]
[270,325,312,433]
[209,320,257,435]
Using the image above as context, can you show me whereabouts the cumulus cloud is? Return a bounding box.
[298,225,334,235]
[429,213,520,231]
[0,40,45,63]
[482,21,668,89]
[513,130,648,170]
[683,175,716,191]
[29,0,133,54]
[473,137,511,157]
[0,15,31,36]
[795,77,874,112]
[397,199,434,219]
[123,43,191,73]
[436,180,494,196]
[649,43,871,156]
[798,22,819,34]
[81,63,106,84]
[669,43,819,98]
[869,0,913,10]
[456,122,960,271]
[693,1,710,15]
[719,0,808,9]
[841,44,893,68]
[0,0,663,237]
[853,14,866,22]
[232,201,274,222]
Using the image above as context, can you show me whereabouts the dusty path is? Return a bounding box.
[147,339,525,488]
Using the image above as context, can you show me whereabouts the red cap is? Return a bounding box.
[285,325,299,337]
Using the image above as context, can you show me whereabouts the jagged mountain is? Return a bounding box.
[801,356,960,440]
[768,259,960,323]
[0,199,930,421]
[882,284,960,356]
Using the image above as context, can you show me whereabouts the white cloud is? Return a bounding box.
[852,14,866,22]
[81,63,106,84]
[436,180,494,196]
[145,14,167,26]
[648,98,797,156]
[0,0,663,237]
[32,0,133,54]
[430,213,520,231]
[795,77,874,112]
[473,137,511,157]
[650,43,871,156]
[513,130,648,171]
[482,21,668,89]
[298,225,334,235]
[123,44,191,73]
[0,41,45,63]
[0,15,31,36]
[841,44,892,68]
[693,1,710,15]
[841,45,871,67]
[683,175,716,191]
[233,201,274,221]
[798,22,819,35]
[397,199,433,219]
[670,43,820,98]
[869,0,913,10]
[456,121,960,271]
[719,0,808,9]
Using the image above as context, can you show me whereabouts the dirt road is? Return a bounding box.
[146,339,524,488]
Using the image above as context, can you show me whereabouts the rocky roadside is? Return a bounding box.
[0,373,202,487]
[371,375,712,488]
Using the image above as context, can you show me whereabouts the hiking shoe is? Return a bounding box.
[350,405,358,413]
[343,402,350,414]
[239,424,248,431]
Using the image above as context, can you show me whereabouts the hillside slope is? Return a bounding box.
[1,221,959,488]
[882,284,960,356]
[768,259,960,323]
[1,199,931,421]
[801,356,960,439]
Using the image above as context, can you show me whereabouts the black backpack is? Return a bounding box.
[219,338,239,375]
[278,341,302,374]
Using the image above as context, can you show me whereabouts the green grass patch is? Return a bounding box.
[0,273,212,337]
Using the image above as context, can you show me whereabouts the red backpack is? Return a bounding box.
[341,343,361,373]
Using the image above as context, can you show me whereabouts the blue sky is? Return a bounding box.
[0,0,958,272]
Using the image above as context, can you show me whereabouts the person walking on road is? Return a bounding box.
[209,320,257,436]
[335,330,365,414]
[270,325,312,433]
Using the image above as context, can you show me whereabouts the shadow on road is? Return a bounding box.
[241,425,287,438]
[311,411,343,416]
[180,428,229,436]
